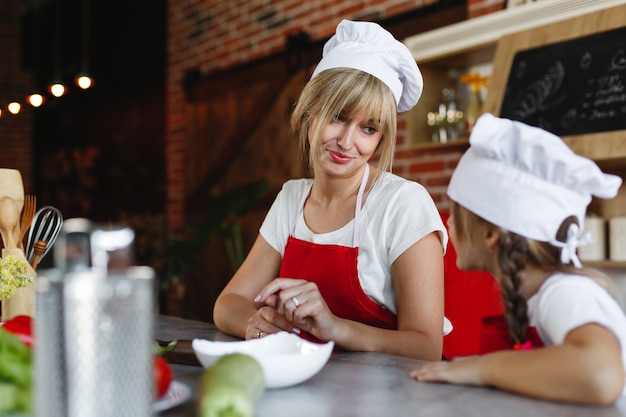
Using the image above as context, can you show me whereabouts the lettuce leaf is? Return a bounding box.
[0,328,32,413]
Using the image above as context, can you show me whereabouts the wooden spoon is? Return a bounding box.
[0,169,24,214]
[0,197,20,249]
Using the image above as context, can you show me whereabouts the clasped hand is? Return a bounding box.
[249,278,337,341]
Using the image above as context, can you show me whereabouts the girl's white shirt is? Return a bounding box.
[260,171,447,314]
[528,272,626,395]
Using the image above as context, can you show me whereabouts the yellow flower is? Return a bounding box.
[0,255,32,300]
[460,71,489,93]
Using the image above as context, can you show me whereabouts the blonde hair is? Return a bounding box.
[450,200,617,345]
[290,68,397,183]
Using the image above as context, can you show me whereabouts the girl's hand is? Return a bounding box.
[255,278,338,341]
[410,356,484,386]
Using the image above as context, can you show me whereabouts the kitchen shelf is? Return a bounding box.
[584,260,626,269]
[404,1,626,273]
[403,0,626,149]
[404,0,624,64]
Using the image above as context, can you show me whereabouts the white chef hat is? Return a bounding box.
[311,19,423,113]
[447,113,622,268]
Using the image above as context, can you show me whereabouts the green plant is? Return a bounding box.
[159,180,270,315]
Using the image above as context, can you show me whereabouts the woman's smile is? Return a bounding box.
[328,150,355,163]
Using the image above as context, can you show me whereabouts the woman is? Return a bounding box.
[213,20,448,360]
[412,113,626,405]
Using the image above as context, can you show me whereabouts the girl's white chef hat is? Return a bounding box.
[447,113,622,267]
[311,19,423,113]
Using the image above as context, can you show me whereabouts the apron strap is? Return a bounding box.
[353,163,369,247]
[291,164,370,249]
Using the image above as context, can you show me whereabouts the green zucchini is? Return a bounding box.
[199,353,265,417]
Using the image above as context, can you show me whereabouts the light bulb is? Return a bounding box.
[8,102,21,114]
[28,93,45,107]
[76,75,93,89]
[50,83,66,97]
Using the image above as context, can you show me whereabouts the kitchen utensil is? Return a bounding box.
[52,218,135,274]
[0,168,24,214]
[18,194,36,249]
[34,269,65,417]
[0,196,20,249]
[36,219,153,417]
[26,206,63,265]
[31,240,47,270]
[63,267,154,417]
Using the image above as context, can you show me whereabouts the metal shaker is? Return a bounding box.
[35,218,155,417]
[34,268,65,417]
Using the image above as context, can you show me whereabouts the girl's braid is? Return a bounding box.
[497,230,530,345]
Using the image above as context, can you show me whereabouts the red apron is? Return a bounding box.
[278,164,396,342]
[479,314,544,353]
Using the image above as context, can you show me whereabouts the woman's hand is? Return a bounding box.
[245,304,297,340]
[254,278,339,341]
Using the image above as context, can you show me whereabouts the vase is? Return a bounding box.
[1,247,36,321]
[465,90,483,134]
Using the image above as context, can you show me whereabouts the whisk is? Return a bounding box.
[25,206,63,266]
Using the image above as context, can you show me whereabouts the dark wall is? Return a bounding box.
[21,0,167,269]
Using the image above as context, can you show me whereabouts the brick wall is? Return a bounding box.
[166,0,505,232]
[468,0,506,17]
[0,0,34,192]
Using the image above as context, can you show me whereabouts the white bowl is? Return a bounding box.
[192,332,334,388]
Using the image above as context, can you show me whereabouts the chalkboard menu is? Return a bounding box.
[499,26,626,137]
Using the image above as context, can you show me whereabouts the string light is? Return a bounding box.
[27,93,45,107]
[48,0,65,98]
[8,102,21,115]
[27,0,46,108]
[75,0,94,90]
[1,0,94,119]
[49,82,66,98]
[76,74,93,90]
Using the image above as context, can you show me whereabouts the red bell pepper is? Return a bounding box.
[2,315,34,348]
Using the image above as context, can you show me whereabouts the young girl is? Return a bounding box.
[213,20,448,360]
[412,113,626,405]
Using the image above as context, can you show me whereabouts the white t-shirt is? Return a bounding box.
[260,171,448,314]
[527,273,626,395]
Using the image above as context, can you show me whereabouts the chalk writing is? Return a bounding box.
[500,26,626,136]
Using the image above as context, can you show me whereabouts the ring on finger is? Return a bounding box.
[291,296,301,308]
[256,331,264,339]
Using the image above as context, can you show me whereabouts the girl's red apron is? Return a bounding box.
[278,164,396,342]
[440,212,544,358]
[480,314,544,352]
